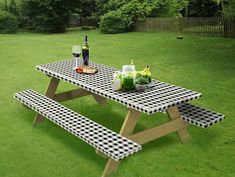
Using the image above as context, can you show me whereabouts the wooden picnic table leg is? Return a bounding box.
[101,108,141,177]
[92,93,107,106]
[93,94,108,157]
[166,106,189,144]
[54,88,91,102]
[33,77,60,126]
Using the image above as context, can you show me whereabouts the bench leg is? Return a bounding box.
[33,77,60,126]
[166,106,189,144]
[101,108,141,177]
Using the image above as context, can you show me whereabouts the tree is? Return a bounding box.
[21,0,79,33]
[229,0,235,16]
[188,0,222,17]
[99,0,188,33]
[95,0,127,16]
[2,0,20,16]
[80,0,97,17]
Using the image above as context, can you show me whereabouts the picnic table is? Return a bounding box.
[14,59,225,177]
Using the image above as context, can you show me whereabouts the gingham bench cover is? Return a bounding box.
[36,59,202,115]
[14,89,141,161]
[178,103,225,128]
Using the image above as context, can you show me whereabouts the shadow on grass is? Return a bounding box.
[14,97,219,173]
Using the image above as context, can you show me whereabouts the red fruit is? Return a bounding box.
[76,66,84,73]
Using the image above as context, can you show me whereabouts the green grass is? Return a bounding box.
[0,29,235,177]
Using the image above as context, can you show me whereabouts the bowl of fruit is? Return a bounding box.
[135,65,153,92]
[75,65,98,74]
[112,62,154,92]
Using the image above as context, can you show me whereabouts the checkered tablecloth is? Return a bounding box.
[14,89,141,161]
[36,59,201,114]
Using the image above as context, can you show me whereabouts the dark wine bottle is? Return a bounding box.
[82,36,89,66]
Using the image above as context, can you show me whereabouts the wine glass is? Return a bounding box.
[72,45,81,70]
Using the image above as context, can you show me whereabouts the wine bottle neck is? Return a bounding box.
[84,36,88,44]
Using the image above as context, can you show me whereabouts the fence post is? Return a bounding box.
[178,17,182,35]
[223,17,229,37]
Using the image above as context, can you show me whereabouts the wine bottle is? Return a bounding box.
[82,35,89,66]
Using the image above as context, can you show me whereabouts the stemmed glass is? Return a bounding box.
[72,45,81,70]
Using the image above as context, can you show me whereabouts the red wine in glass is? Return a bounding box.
[72,46,81,70]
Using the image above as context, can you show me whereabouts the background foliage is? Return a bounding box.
[229,0,235,16]
[20,0,79,33]
[98,0,188,33]
[99,10,132,33]
[187,0,222,17]
[0,0,235,33]
[0,10,18,33]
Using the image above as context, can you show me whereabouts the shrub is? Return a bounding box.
[99,10,132,33]
[188,0,221,17]
[0,10,18,33]
[229,0,235,16]
[3,0,21,17]
[0,0,27,28]
[96,0,126,15]
[121,0,149,20]
[21,0,78,33]
[98,0,187,33]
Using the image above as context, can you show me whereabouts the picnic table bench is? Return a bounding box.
[14,59,225,177]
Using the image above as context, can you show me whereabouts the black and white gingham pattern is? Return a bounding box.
[14,89,141,161]
[36,59,202,114]
[178,103,225,128]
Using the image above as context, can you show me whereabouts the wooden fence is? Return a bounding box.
[70,17,99,27]
[135,17,235,38]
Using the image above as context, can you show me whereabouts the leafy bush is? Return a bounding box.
[188,0,221,17]
[0,0,28,29]
[229,0,235,16]
[99,0,151,33]
[21,0,78,33]
[0,10,18,33]
[96,0,126,15]
[0,0,5,10]
[99,11,132,33]
[2,0,21,16]
[151,0,187,17]
[98,0,188,33]
[121,0,149,20]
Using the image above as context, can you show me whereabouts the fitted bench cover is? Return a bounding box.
[178,103,225,128]
[14,89,141,161]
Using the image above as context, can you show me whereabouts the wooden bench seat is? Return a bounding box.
[14,89,141,161]
[178,103,225,128]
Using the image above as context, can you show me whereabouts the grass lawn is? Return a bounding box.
[0,29,235,177]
